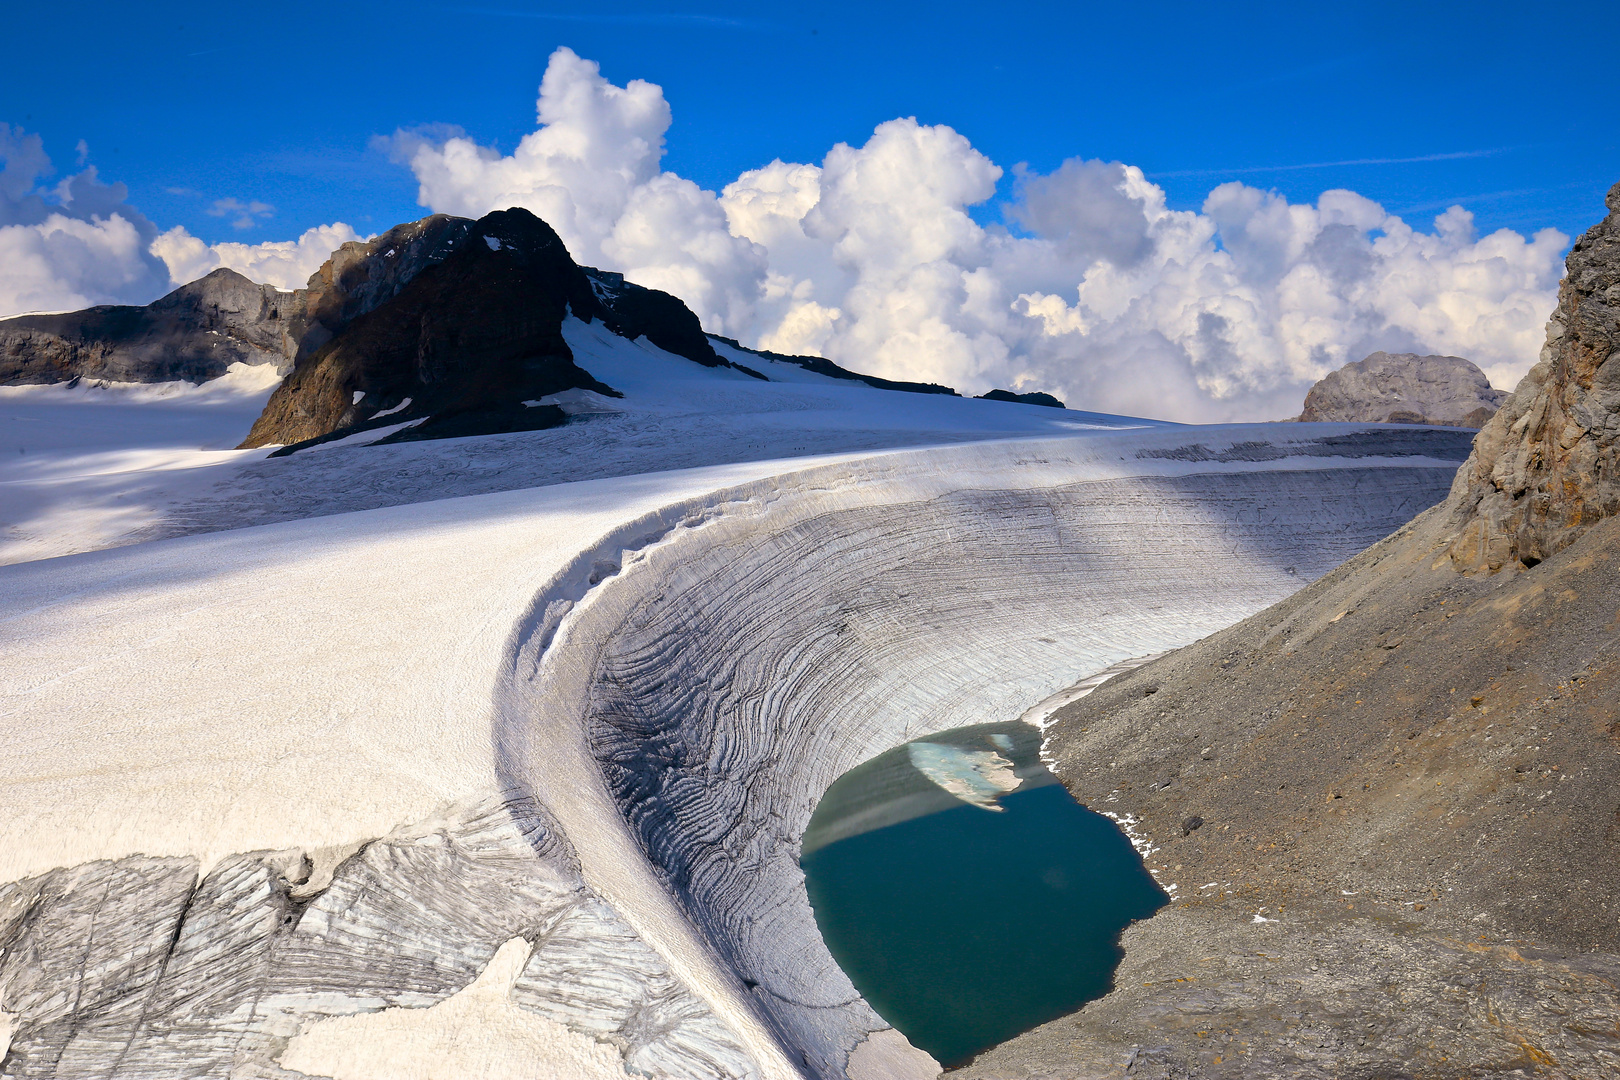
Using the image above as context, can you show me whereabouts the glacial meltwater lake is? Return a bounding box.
[801,721,1168,1068]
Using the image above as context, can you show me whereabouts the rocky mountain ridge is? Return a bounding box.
[238,208,791,451]
[5,204,1050,449]
[0,270,306,385]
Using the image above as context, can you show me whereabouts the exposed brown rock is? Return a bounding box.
[239,208,785,452]
[1299,351,1506,427]
[1447,183,1620,573]
[240,209,612,451]
[293,214,475,364]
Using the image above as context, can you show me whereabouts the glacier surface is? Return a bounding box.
[0,327,1474,1078]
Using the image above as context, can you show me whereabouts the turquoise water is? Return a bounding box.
[801,721,1167,1068]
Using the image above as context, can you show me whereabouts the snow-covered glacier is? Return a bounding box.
[0,327,1474,1079]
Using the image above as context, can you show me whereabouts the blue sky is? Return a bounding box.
[7,0,1615,245]
[3,0,1616,421]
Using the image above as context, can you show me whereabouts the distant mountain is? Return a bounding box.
[0,214,481,388]
[976,388,1065,408]
[0,269,306,385]
[1298,351,1507,427]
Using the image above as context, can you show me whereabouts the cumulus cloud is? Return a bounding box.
[0,125,363,316]
[0,123,173,316]
[385,47,765,336]
[384,48,1566,421]
[0,124,370,317]
[207,197,276,230]
[151,222,364,291]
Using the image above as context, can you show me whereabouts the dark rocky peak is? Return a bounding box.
[706,334,959,396]
[241,207,617,452]
[0,268,306,385]
[977,388,1065,408]
[1299,351,1506,427]
[1447,180,1620,572]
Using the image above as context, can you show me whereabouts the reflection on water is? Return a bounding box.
[802,721,1168,1068]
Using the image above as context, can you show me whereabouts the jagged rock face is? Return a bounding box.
[1448,182,1620,572]
[295,213,475,363]
[241,209,618,450]
[0,269,307,385]
[1299,351,1506,427]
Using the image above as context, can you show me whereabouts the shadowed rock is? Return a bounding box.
[241,209,617,451]
[977,389,1066,408]
[240,209,780,452]
[708,334,961,396]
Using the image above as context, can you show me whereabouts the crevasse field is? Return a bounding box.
[0,327,1468,1079]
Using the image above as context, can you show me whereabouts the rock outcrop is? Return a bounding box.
[1447,182,1620,572]
[1299,351,1507,427]
[977,389,1065,408]
[0,269,308,385]
[294,213,476,364]
[240,209,619,450]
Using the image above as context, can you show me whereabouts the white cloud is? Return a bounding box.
[0,126,363,316]
[207,197,276,230]
[386,48,1566,422]
[6,52,1565,422]
[385,46,766,336]
[0,123,173,317]
[151,222,365,291]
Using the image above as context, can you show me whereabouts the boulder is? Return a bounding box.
[1299,351,1506,427]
